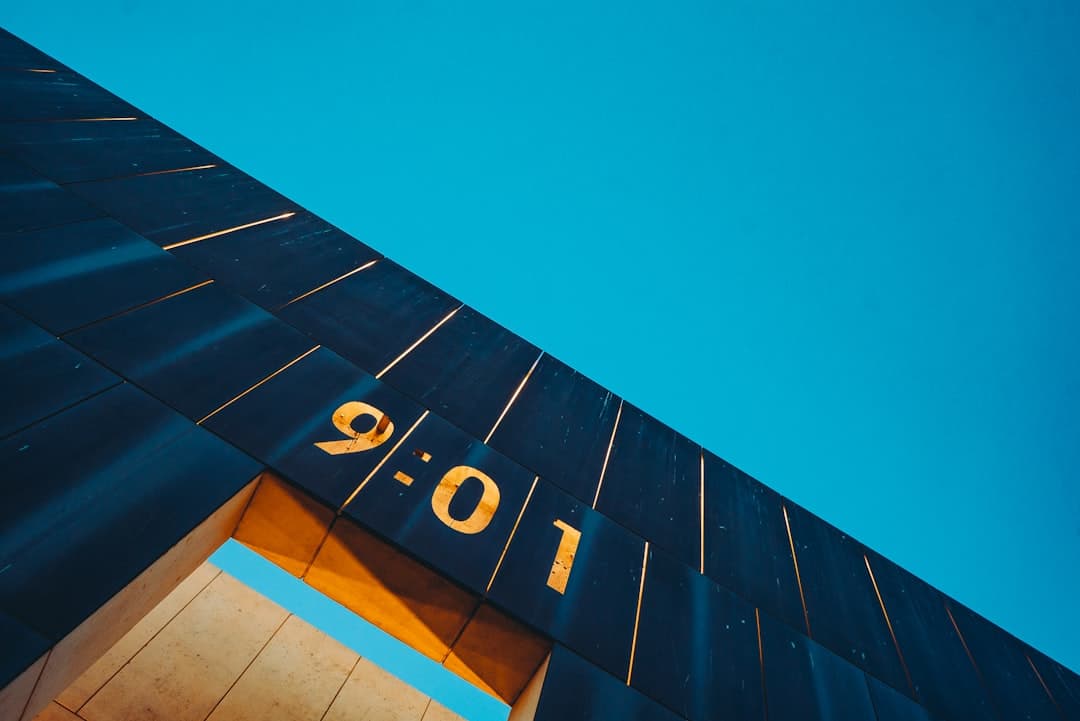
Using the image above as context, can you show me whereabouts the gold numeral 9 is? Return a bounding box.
[314,402,394,455]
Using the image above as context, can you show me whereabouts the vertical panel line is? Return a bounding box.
[162,211,297,251]
[781,504,812,638]
[278,259,379,309]
[863,554,917,699]
[699,448,705,574]
[591,398,624,509]
[59,279,214,337]
[1025,653,1066,721]
[485,476,539,593]
[483,351,543,444]
[756,608,769,721]
[625,541,650,685]
[198,345,321,424]
[375,304,463,379]
[339,410,430,511]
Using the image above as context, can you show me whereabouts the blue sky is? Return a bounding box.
[4,0,1078,686]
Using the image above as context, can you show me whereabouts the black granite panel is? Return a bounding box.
[0,609,50,689]
[864,550,996,721]
[486,480,644,680]
[1028,649,1080,721]
[534,645,684,721]
[630,546,763,721]
[0,118,216,184]
[0,304,117,438]
[866,674,931,721]
[204,347,425,509]
[0,382,260,640]
[702,451,807,632]
[276,259,460,375]
[948,601,1059,721]
[0,155,100,233]
[0,28,68,70]
[783,501,911,695]
[0,217,206,334]
[379,306,540,441]
[168,211,380,310]
[0,69,133,121]
[595,403,699,568]
[486,354,620,503]
[66,282,312,421]
[760,611,877,721]
[345,412,535,594]
[65,164,295,247]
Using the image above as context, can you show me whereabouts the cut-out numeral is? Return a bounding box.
[430,465,501,535]
[547,519,581,594]
[314,401,394,455]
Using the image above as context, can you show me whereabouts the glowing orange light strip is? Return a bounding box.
[197,345,320,425]
[864,554,917,697]
[591,399,624,508]
[782,504,812,637]
[136,163,217,177]
[1025,653,1062,714]
[162,212,296,251]
[483,351,543,444]
[375,304,463,379]
[485,476,539,593]
[70,117,138,122]
[25,68,57,73]
[944,603,990,691]
[339,410,430,511]
[61,279,214,336]
[625,542,650,685]
[278,259,378,309]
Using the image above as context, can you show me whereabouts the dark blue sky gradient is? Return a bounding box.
[4,1,1077,674]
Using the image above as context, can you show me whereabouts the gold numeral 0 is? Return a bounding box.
[314,401,394,455]
[547,519,581,594]
[430,466,501,535]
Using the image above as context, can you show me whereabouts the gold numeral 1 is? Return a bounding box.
[430,466,501,535]
[313,401,394,455]
[547,519,581,594]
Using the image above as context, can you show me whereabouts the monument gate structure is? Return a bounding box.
[1,27,1078,721]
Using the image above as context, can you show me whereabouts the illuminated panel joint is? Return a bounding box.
[375,304,463,379]
[781,504,812,638]
[485,477,538,593]
[863,554,917,698]
[591,398,624,509]
[197,345,320,425]
[483,351,544,444]
[699,448,705,574]
[340,410,430,510]
[162,211,297,251]
[625,541,650,685]
[60,279,215,337]
[279,259,378,309]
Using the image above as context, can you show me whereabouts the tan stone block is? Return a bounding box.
[233,472,334,577]
[56,563,221,712]
[21,481,257,721]
[79,572,288,721]
[205,614,357,721]
[322,658,429,721]
[0,653,46,721]
[305,519,478,662]
[29,702,79,721]
[422,699,468,721]
[443,605,550,704]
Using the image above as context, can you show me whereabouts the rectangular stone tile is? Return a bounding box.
[322,657,429,721]
[55,563,221,711]
[206,614,357,721]
[79,573,288,721]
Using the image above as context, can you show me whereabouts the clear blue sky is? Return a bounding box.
[4,0,1078,682]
